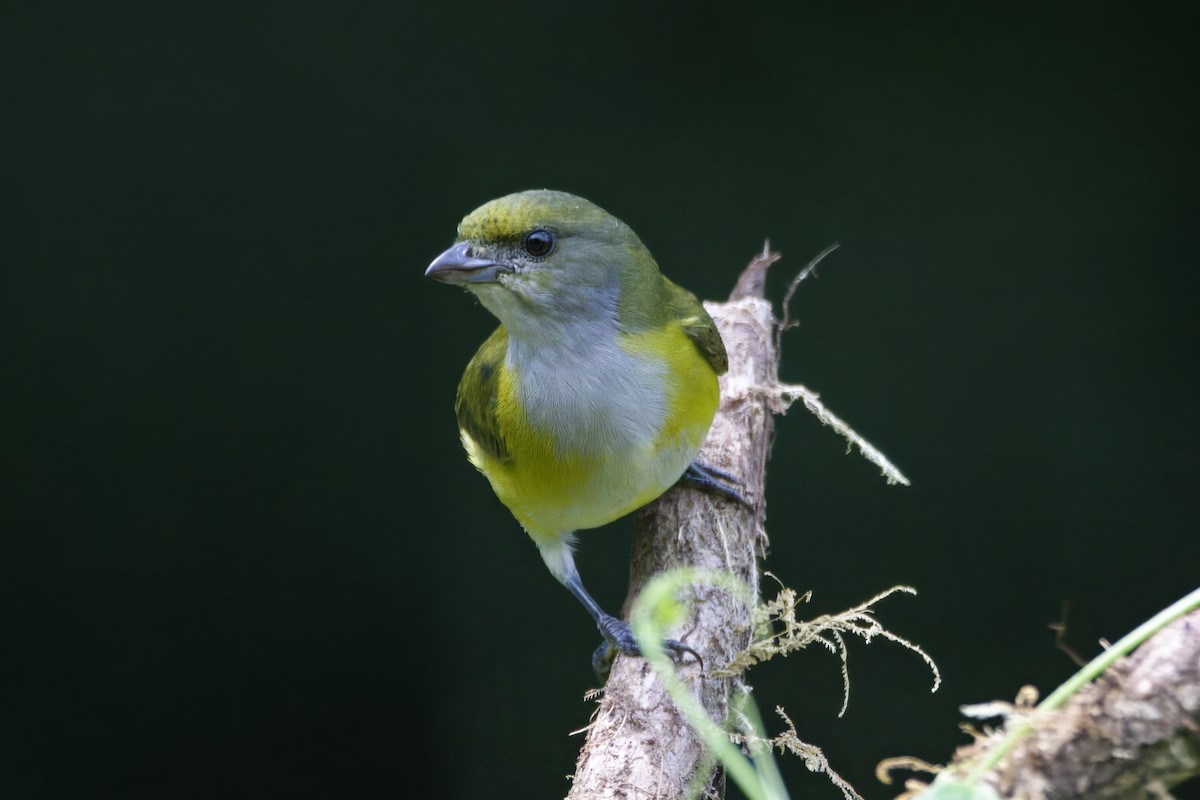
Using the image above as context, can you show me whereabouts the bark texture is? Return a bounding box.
[958,608,1200,799]
[566,250,783,799]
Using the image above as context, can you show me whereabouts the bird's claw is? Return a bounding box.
[591,616,703,682]
[681,461,751,507]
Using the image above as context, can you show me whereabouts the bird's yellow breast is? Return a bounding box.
[460,323,719,545]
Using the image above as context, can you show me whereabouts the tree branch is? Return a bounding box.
[914,606,1200,800]
[566,248,782,799]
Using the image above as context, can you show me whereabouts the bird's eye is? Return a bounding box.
[523,229,555,258]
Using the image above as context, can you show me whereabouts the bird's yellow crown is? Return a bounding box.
[457,189,631,245]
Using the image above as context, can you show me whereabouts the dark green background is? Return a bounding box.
[4,3,1197,798]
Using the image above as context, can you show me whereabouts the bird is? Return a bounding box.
[425,189,741,679]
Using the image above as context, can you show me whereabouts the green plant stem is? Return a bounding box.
[631,568,786,800]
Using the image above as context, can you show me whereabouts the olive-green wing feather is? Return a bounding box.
[454,325,511,462]
[665,278,728,375]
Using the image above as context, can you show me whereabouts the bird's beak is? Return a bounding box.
[425,242,513,285]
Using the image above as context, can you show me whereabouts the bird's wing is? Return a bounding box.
[665,278,728,376]
[455,325,511,463]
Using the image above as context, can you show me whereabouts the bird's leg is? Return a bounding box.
[561,565,702,682]
[680,461,750,507]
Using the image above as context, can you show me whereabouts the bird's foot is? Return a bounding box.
[591,614,703,683]
[680,461,750,507]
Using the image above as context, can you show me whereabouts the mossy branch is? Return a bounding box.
[565,247,923,799]
[887,589,1200,800]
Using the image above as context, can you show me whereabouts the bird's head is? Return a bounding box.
[426,190,664,335]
